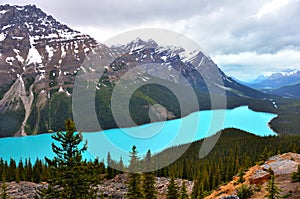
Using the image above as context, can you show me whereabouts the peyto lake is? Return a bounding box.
[0,106,277,162]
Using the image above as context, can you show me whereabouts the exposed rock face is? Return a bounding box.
[263,153,300,175]
[248,170,270,184]
[0,4,96,90]
[0,4,97,136]
[206,153,300,199]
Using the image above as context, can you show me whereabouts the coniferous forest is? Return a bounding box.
[1,123,300,198]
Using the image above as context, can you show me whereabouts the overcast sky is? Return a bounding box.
[2,0,300,81]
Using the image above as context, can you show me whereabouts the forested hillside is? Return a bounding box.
[1,128,300,198]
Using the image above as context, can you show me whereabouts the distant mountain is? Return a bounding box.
[0,4,268,137]
[249,69,300,89]
[251,74,268,84]
[269,82,300,98]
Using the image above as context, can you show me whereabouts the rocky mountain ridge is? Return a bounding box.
[0,4,268,137]
[247,69,300,90]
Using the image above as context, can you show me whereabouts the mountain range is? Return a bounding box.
[235,69,300,98]
[0,4,271,137]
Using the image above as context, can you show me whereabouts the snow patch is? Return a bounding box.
[0,10,8,15]
[89,67,95,72]
[13,49,25,64]
[0,32,6,41]
[12,36,24,40]
[45,45,54,61]
[180,49,202,63]
[161,56,167,62]
[2,24,11,30]
[58,86,64,92]
[66,90,71,96]
[6,57,15,65]
[26,36,42,65]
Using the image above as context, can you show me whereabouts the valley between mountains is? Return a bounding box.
[1,4,299,138]
[1,3,300,199]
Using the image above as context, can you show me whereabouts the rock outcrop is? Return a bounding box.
[206,152,300,199]
[0,174,193,199]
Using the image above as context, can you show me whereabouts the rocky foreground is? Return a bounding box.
[1,153,299,199]
[207,152,300,199]
[0,175,193,199]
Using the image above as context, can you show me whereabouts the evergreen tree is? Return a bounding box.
[25,159,33,182]
[180,181,188,199]
[1,175,9,199]
[18,160,25,182]
[106,152,114,179]
[142,150,157,199]
[260,147,272,162]
[266,175,281,199]
[236,184,253,199]
[37,119,97,199]
[237,169,245,183]
[117,156,125,172]
[127,146,143,199]
[291,164,300,182]
[167,177,179,199]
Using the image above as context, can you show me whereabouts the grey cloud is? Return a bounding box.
[2,0,300,80]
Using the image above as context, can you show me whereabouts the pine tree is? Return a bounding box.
[127,146,143,199]
[117,156,125,172]
[260,147,273,162]
[167,177,179,199]
[266,175,281,199]
[37,118,97,199]
[106,152,114,179]
[1,175,9,199]
[180,181,188,199]
[142,150,157,199]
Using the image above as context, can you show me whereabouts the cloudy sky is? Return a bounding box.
[2,0,300,81]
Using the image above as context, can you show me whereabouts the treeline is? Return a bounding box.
[0,158,106,184]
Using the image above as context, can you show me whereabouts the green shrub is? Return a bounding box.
[236,184,254,199]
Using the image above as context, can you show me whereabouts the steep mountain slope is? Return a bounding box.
[0,4,97,136]
[0,4,270,137]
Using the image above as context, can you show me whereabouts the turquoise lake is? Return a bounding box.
[0,106,277,163]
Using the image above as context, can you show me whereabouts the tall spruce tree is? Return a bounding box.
[37,119,97,199]
[127,146,143,199]
[106,152,114,179]
[142,150,157,199]
[167,177,179,199]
